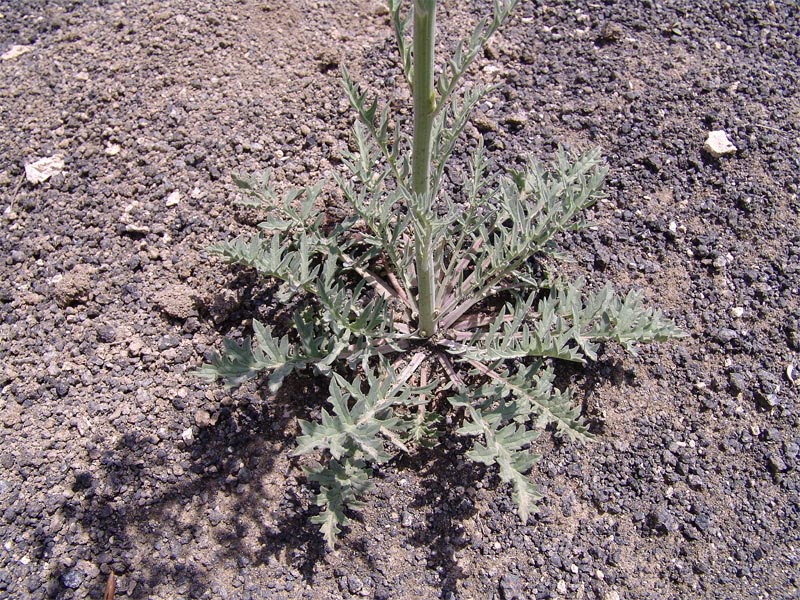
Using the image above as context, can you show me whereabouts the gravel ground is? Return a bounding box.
[1,0,798,598]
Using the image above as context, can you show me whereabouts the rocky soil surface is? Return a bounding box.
[1,0,798,598]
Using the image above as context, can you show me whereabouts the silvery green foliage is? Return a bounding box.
[198,0,684,549]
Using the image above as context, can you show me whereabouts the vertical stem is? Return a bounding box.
[412,0,437,338]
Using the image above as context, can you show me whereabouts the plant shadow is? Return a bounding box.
[395,439,485,598]
[43,372,328,599]
[47,317,635,599]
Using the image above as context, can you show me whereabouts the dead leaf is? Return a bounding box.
[24,155,65,185]
[103,572,115,600]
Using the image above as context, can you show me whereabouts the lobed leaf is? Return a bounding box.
[457,404,543,522]
[293,364,428,463]
[306,458,374,549]
[195,320,307,392]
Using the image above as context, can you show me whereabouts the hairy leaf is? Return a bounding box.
[457,404,542,522]
[293,365,428,463]
[306,458,374,549]
[196,320,306,391]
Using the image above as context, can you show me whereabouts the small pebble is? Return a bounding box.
[648,508,679,534]
[716,328,737,343]
[194,409,214,428]
[158,334,181,351]
[499,573,525,600]
[767,453,788,474]
[61,570,83,590]
[166,190,181,206]
[124,223,151,234]
[97,325,117,343]
[703,130,737,158]
[347,576,363,595]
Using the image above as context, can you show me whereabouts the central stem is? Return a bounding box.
[412,0,437,338]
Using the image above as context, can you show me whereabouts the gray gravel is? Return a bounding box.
[1,0,798,598]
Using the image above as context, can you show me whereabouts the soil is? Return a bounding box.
[1,1,799,599]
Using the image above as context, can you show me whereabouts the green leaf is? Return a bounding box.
[458,404,543,522]
[306,458,374,549]
[293,365,426,463]
[401,406,442,448]
[231,170,278,208]
[445,294,585,363]
[430,84,491,197]
[433,0,519,115]
[474,361,591,441]
[341,65,411,193]
[195,320,306,391]
[548,278,686,359]
[194,336,268,388]
[210,232,320,294]
[388,0,413,88]
[317,277,392,341]
[585,286,688,352]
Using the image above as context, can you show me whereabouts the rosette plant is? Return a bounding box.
[198,0,684,548]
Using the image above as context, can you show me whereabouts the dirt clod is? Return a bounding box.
[153,284,198,319]
[53,265,96,307]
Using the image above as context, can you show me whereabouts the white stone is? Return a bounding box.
[24,155,64,184]
[124,223,151,234]
[703,130,737,158]
[166,190,181,206]
[1,44,32,61]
